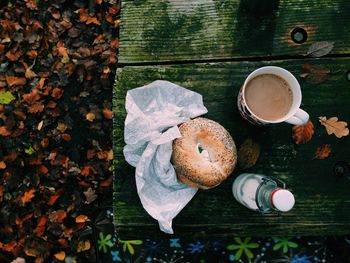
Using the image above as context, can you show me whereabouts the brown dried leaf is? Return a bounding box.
[20,189,36,206]
[300,64,331,84]
[25,68,38,79]
[292,120,314,144]
[6,76,27,86]
[306,41,335,57]
[22,89,41,104]
[315,144,332,160]
[28,102,44,114]
[51,88,64,99]
[76,8,101,25]
[319,116,349,138]
[237,138,260,169]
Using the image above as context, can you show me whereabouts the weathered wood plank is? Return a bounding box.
[113,58,350,238]
[119,0,350,63]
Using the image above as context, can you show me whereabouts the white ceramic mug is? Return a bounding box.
[237,66,309,125]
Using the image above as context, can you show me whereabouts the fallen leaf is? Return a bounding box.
[28,102,45,114]
[86,112,95,122]
[84,188,97,204]
[300,64,331,84]
[34,216,47,237]
[20,189,36,206]
[0,161,7,169]
[16,213,33,227]
[24,0,38,10]
[39,78,46,89]
[54,251,65,261]
[22,89,41,104]
[0,126,11,136]
[306,41,335,57]
[37,120,44,131]
[61,133,71,142]
[77,240,91,253]
[6,76,27,86]
[315,144,332,159]
[47,194,60,205]
[319,116,349,138]
[75,215,90,223]
[292,120,314,144]
[237,138,260,169]
[102,108,112,119]
[48,210,67,223]
[0,241,17,252]
[0,91,15,104]
[51,88,64,99]
[76,8,101,25]
[25,68,38,79]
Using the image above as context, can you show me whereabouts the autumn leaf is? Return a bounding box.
[22,89,41,104]
[300,64,330,84]
[20,189,36,206]
[0,161,6,169]
[319,116,349,138]
[237,138,260,169]
[102,108,112,119]
[86,112,95,122]
[47,194,60,205]
[292,120,314,144]
[77,240,91,253]
[0,126,11,136]
[315,144,332,160]
[24,0,38,10]
[0,91,15,104]
[54,251,65,261]
[306,41,335,57]
[76,8,101,25]
[28,102,45,114]
[75,214,90,223]
[48,210,67,223]
[84,188,97,204]
[25,68,38,79]
[6,76,27,86]
[51,88,64,99]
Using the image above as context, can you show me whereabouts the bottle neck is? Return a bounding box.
[256,180,279,212]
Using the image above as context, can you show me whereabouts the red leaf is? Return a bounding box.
[292,120,315,144]
[51,88,64,99]
[48,194,60,206]
[20,189,36,206]
[315,144,332,160]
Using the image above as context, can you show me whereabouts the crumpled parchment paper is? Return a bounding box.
[123,80,208,234]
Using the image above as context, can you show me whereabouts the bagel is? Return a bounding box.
[171,117,237,189]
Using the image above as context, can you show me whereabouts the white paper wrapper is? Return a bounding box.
[123,80,208,234]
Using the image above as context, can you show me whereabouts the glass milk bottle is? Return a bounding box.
[232,173,295,213]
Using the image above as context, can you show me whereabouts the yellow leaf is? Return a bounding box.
[77,240,91,253]
[54,251,65,261]
[319,116,349,138]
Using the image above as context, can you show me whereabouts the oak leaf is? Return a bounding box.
[319,116,349,138]
[28,102,44,114]
[292,120,314,144]
[237,138,260,169]
[21,189,36,206]
[315,144,332,160]
[22,89,41,104]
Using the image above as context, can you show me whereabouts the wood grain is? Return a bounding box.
[113,58,350,238]
[119,0,350,64]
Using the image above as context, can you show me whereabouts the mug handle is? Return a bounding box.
[285,109,309,125]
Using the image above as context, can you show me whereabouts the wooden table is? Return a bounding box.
[113,0,350,238]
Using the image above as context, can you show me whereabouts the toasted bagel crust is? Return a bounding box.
[172,118,237,189]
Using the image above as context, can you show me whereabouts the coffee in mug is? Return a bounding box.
[237,66,309,125]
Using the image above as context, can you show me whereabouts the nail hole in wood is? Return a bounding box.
[291,27,307,44]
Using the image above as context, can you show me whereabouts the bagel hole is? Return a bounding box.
[196,143,211,162]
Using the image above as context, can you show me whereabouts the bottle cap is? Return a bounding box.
[271,189,295,212]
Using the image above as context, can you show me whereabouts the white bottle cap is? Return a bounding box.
[272,189,295,212]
